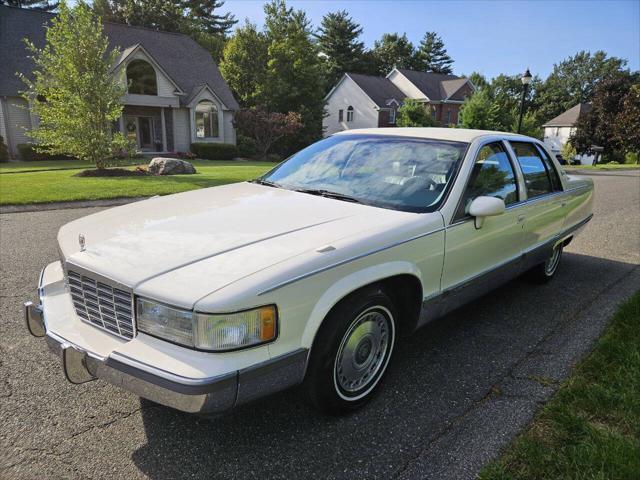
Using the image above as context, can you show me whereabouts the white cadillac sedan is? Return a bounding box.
[25,128,593,415]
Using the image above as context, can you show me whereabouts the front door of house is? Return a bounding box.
[124,116,154,151]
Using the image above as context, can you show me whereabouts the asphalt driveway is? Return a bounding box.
[1,170,639,480]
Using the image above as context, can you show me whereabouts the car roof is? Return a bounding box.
[333,127,529,143]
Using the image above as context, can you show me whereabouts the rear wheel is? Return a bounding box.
[529,243,563,283]
[304,288,396,415]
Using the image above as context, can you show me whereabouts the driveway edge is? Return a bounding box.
[0,196,151,214]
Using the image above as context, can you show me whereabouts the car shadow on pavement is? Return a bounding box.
[131,252,638,480]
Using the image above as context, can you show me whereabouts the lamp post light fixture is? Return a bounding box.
[517,68,532,134]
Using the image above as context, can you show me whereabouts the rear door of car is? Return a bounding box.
[506,141,567,269]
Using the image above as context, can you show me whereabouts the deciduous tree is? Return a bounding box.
[572,74,637,156]
[537,50,628,122]
[220,21,268,107]
[371,33,417,75]
[396,99,435,127]
[614,84,640,160]
[233,108,302,159]
[21,1,128,169]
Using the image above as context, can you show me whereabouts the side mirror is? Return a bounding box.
[468,196,506,229]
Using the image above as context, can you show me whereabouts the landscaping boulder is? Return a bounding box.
[148,157,196,175]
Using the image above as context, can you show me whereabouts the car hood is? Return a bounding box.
[59,182,420,309]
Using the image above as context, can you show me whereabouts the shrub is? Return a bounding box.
[190,142,239,160]
[0,135,8,162]
[17,143,72,161]
[237,135,257,158]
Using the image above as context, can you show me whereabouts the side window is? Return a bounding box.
[455,142,518,220]
[535,144,563,191]
[510,141,554,198]
[338,109,344,122]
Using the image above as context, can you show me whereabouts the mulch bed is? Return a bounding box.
[74,168,148,177]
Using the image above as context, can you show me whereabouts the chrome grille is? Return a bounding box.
[67,270,135,339]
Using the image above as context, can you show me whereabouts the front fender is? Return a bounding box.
[300,261,422,348]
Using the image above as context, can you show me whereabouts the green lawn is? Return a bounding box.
[0,160,274,205]
[564,163,640,170]
[480,291,640,480]
[0,158,143,173]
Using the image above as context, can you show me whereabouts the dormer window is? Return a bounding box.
[127,60,157,95]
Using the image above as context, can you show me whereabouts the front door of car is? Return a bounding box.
[508,141,567,269]
[440,141,525,309]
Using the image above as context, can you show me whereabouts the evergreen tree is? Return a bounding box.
[316,10,366,88]
[21,1,129,168]
[415,31,453,74]
[0,0,58,10]
[92,0,236,62]
[371,33,417,75]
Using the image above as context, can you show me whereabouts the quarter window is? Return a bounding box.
[195,101,219,138]
[510,142,555,198]
[346,106,354,122]
[535,144,563,191]
[456,142,518,220]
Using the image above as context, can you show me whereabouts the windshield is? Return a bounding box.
[259,134,468,212]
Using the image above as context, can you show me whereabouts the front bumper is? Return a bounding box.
[25,262,308,415]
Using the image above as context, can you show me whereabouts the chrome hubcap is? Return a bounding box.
[334,307,392,397]
[545,246,561,275]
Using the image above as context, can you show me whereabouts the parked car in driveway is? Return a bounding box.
[25,128,594,416]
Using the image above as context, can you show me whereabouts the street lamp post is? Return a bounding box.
[517,68,532,134]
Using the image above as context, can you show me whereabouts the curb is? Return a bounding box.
[0,196,151,214]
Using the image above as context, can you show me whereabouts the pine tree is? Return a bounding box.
[415,31,454,74]
[316,10,366,88]
[92,0,236,36]
[0,0,58,11]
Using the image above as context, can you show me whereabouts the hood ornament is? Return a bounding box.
[79,234,86,252]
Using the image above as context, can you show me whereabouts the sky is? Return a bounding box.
[220,0,640,80]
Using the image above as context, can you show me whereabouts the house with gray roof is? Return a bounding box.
[0,6,239,159]
[323,68,474,136]
[542,103,595,164]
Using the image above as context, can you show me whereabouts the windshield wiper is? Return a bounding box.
[294,188,363,204]
[252,179,281,188]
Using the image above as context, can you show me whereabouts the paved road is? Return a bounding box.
[1,171,639,480]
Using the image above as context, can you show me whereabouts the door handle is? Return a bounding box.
[517,214,526,224]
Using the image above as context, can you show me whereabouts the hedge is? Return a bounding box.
[190,142,239,160]
[17,144,72,161]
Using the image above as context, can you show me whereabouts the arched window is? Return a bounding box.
[195,101,219,138]
[346,105,354,122]
[126,60,157,95]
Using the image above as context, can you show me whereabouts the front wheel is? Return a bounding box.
[304,288,396,415]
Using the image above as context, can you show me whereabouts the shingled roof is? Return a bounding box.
[542,103,592,127]
[346,73,407,108]
[0,6,239,110]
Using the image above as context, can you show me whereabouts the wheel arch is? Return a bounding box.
[300,262,424,351]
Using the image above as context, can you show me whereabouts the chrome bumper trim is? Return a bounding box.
[29,314,307,414]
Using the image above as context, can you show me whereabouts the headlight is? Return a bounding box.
[136,298,277,351]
